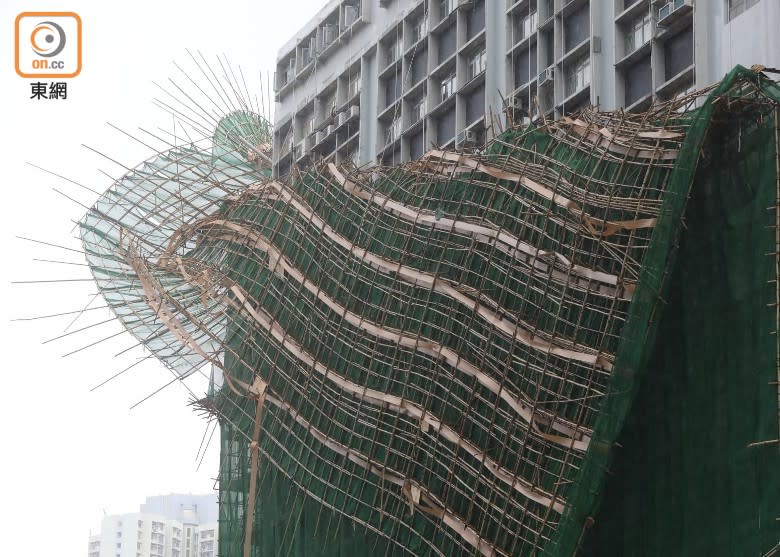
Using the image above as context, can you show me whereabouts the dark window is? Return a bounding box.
[466,83,485,125]
[436,106,456,145]
[410,130,426,160]
[382,145,402,165]
[664,26,693,80]
[409,48,428,85]
[563,96,589,116]
[543,30,554,67]
[625,55,651,106]
[728,0,761,21]
[466,0,485,40]
[438,23,457,63]
[563,4,590,52]
[623,0,639,10]
[384,74,401,106]
[513,44,537,88]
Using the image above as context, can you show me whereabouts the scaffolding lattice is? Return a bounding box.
[78,66,780,556]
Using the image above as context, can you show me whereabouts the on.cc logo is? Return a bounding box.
[15,12,81,78]
[30,20,67,58]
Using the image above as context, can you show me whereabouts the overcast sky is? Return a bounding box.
[0,1,325,553]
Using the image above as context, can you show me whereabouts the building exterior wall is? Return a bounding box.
[272,0,779,177]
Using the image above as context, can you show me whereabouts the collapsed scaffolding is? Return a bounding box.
[79,66,780,556]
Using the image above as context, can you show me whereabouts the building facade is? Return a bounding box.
[271,0,780,177]
[87,495,218,557]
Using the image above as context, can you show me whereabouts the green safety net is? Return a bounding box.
[79,67,780,557]
[581,72,780,555]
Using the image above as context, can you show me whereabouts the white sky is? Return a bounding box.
[0,1,325,554]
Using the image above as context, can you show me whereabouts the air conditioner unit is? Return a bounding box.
[316,130,327,144]
[538,66,554,86]
[338,112,348,126]
[327,124,336,135]
[349,105,360,119]
[658,0,690,24]
[456,129,478,146]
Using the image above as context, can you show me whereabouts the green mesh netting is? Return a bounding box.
[581,74,780,556]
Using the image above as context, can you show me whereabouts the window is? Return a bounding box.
[411,16,427,44]
[468,49,486,80]
[343,3,359,27]
[440,73,456,101]
[386,116,402,144]
[465,0,485,39]
[440,0,457,20]
[322,23,338,47]
[515,9,538,41]
[410,130,426,160]
[563,4,590,52]
[625,13,651,54]
[299,45,312,67]
[466,83,485,125]
[624,55,652,106]
[438,23,457,62]
[348,71,361,98]
[727,0,760,21]
[116,542,122,549]
[565,56,591,97]
[409,48,428,84]
[664,27,693,80]
[137,520,143,528]
[385,37,401,66]
[322,94,336,118]
[513,44,537,88]
[436,106,456,145]
[117,532,122,538]
[672,82,696,112]
[412,96,427,124]
[384,74,401,106]
[304,114,315,135]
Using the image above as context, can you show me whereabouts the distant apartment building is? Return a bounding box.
[271,0,780,176]
[87,494,217,557]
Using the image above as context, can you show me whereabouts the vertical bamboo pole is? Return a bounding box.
[775,105,780,449]
[243,379,267,557]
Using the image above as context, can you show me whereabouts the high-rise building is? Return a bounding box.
[87,494,218,557]
[271,0,780,176]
